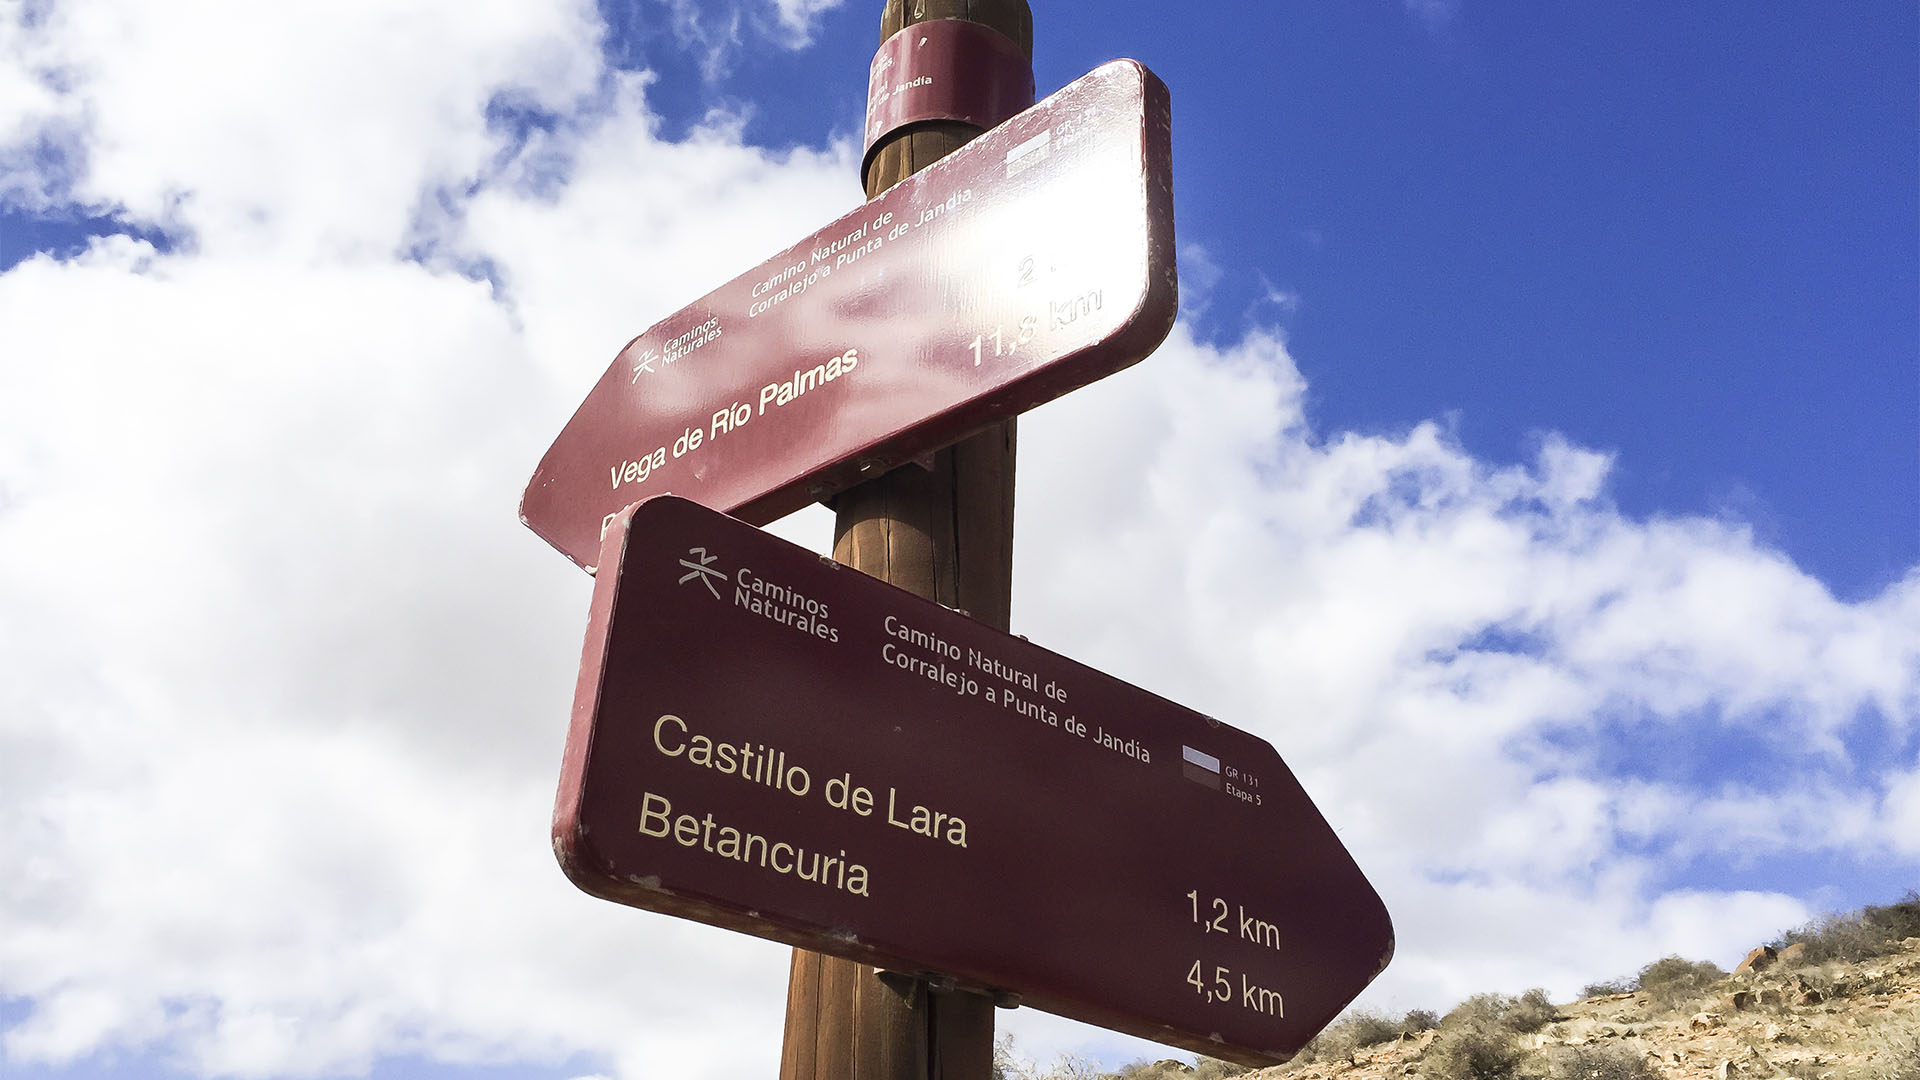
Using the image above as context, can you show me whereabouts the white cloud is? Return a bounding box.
[769,0,847,47]
[0,0,604,253]
[1250,270,1301,321]
[1,0,1915,1077]
[0,232,808,1077]
[444,71,858,394]
[1885,765,1920,858]
[648,0,850,81]
[1174,242,1223,323]
[0,4,83,208]
[1009,324,1920,1018]
[0,2,840,1076]
[658,0,746,81]
[1644,891,1813,966]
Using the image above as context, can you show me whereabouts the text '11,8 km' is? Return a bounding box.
[520,60,1177,573]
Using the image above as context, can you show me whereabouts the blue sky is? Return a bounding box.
[618,0,1919,602]
[1,1,1914,1077]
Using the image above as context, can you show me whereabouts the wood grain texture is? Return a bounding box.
[778,2,1030,1077]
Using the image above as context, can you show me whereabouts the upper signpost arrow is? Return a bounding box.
[521,60,1177,571]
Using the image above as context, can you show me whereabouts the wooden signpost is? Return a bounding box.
[524,4,1394,1077]
[807,4,1031,1076]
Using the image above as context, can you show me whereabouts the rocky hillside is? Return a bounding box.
[1002,897,1920,1080]
[1241,936,1920,1080]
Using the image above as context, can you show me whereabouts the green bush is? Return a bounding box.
[1634,955,1723,1007]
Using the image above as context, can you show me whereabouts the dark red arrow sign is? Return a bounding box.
[521,60,1177,571]
[554,497,1394,1065]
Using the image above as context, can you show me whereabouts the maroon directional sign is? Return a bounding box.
[554,497,1394,1065]
[522,59,1177,571]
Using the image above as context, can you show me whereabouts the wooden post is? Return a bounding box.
[778,2,1031,1078]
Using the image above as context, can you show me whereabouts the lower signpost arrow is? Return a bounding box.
[553,497,1396,1067]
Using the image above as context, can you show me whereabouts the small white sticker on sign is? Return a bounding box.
[1182,745,1220,773]
[1181,745,1223,790]
[1005,129,1051,178]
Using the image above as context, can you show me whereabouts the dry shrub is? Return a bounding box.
[1506,988,1559,1034]
[1774,892,1920,965]
[1331,1010,1405,1050]
[1579,978,1634,999]
[1115,1061,1189,1080]
[1546,1043,1659,1080]
[1445,992,1512,1028]
[1297,998,1523,1069]
[1117,1058,1246,1080]
[1303,1007,1448,1063]
[1427,1021,1532,1080]
[1865,1017,1920,1080]
[997,1036,1116,1080]
[1303,1026,1359,1065]
[1634,955,1723,1008]
[1035,1054,1110,1080]
[993,1034,1025,1080]
[1403,1009,1442,1034]
[1790,967,1839,1002]
[1443,989,1559,1035]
